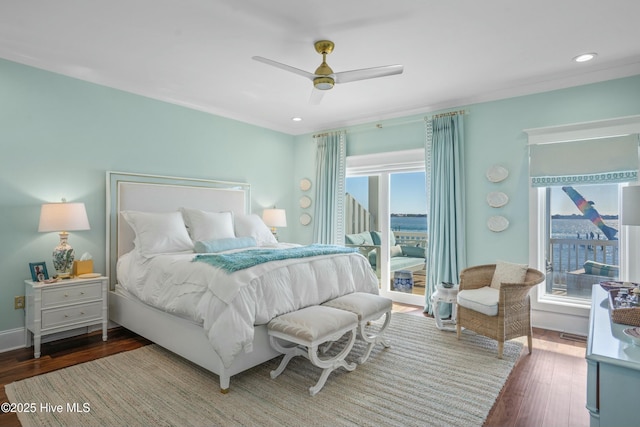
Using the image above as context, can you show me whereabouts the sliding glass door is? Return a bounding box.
[345,149,427,305]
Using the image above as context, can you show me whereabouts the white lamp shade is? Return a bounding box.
[262,208,287,228]
[38,202,91,232]
[621,186,640,226]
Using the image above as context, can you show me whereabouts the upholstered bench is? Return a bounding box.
[322,292,392,363]
[267,305,359,396]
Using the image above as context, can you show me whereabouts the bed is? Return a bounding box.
[106,172,379,392]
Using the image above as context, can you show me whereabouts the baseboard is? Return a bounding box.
[531,309,589,336]
[0,327,27,353]
[0,321,120,354]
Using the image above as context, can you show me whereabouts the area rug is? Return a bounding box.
[6,313,522,427]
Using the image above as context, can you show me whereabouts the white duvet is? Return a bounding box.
[117,243,379,367]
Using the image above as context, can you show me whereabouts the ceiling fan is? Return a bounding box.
[252,40,404,104]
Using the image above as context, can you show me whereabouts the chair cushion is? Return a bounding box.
[457,286,499,316]
[490,260,528,289]
[268,306,358,344]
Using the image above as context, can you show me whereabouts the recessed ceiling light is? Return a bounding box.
[573,53,597,63]
[291,117,303,122]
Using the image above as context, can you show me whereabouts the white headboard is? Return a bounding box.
[106,172,251,288]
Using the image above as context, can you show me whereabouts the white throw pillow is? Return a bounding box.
[121,210,194,256]
[390,245,404,258]
[180,208,235,242]
[234,213,278,246]
[490,260,528,289]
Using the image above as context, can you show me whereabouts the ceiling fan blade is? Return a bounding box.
[309,88,325,105]
[252,56,316,81]
[334,64,404,84]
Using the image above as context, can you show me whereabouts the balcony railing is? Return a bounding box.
[549,237,618,274]
[393,230,428,248]
[547,237,619,298]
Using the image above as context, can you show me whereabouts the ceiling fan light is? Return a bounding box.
[314,76,334,90]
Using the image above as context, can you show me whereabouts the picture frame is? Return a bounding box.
[29,261,49,282]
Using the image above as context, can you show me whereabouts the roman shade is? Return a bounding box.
[529,134,639,187]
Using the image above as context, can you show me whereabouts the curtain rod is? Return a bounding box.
[429,109,468,119]
[312,130,346,138]
[312,109,469,137]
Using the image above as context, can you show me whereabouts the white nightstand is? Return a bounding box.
[25,276,108,358]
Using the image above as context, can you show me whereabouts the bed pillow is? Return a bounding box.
[121,210,194,256]
[194,236,257,253]
[180,208,235,242]
[490,260,529,289]
[234,214,278,246]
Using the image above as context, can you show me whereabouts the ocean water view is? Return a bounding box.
[391,215,427,232]
[552,218,619,240]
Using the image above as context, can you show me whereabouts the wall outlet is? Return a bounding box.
[14,296,25,310]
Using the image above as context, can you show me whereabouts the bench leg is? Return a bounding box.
[358,311,391,364]
[269,336,307,379]
[307,328,357,396]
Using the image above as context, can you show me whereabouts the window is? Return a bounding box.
[545,184,619,302]
[526,117,640,331]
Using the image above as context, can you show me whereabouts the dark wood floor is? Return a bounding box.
[394,303,589,427]
[1,304,589,427]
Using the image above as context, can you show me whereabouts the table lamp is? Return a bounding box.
[38,199,90,278]
[262,208,287,240]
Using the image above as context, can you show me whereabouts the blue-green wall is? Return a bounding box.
[293,75,640,266]
[0,58,295,333]
[2,54,639,337]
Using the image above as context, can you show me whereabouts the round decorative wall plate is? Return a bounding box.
[300,195,312,209]
[487,215,509,232]
[486,191,509,208]
[300,213,312,226]
[300,178,312,191]
[486,165,509,183]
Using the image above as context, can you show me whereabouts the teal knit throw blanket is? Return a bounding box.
[193,244,357,273]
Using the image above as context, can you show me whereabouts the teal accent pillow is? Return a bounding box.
[368,250,377,266]
[371,231,396,246]
[345,231,374,245]
[583,260,618,277]
[401,246,425,258]
[194,236,257,253]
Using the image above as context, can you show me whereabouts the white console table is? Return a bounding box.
[586,285,640,427]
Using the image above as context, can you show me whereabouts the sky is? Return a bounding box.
[346,172,427,215]
[550,184,619,216]
[347,176,619,216]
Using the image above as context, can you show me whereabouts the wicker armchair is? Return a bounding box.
[456,264,545,358]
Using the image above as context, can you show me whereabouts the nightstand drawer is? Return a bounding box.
[41,301,103,330]
[41,282,102,307]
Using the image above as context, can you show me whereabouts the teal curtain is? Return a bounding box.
[313,131,346,244]
[424,114,466,316]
